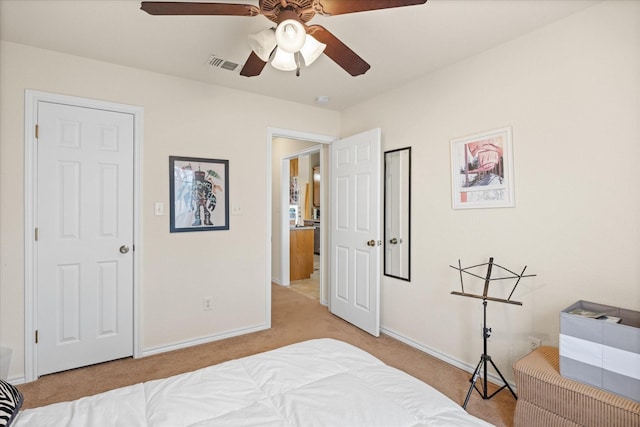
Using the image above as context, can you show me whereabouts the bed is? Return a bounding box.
[11,339,492,426]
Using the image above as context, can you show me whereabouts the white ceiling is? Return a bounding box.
[0,0,600,111]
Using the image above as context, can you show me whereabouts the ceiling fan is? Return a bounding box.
[140,0,428,77]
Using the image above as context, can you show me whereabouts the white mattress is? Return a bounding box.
[14,338,493,426]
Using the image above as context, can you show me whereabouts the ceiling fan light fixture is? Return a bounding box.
[271,47,298,71]
[248,28,277,62]
[299,34,326,66]
[275,19,306,53]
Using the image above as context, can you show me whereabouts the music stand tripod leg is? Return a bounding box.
[463,357,483,409]
[487,358,518,400]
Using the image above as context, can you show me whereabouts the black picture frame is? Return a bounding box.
[169,156,229,232]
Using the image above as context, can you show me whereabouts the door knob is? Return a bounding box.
[367,240,376,247]
[119,245,130,254]
[389,237,398,245]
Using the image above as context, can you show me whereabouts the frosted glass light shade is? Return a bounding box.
[275,19,306,53]
[299,34,326,66]
[248,28,277,62]
[270,47,298,71]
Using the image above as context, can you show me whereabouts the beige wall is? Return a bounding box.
[342,1,640,381]
[0,41,340,380]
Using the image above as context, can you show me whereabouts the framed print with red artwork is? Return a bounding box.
[450,127,514,209]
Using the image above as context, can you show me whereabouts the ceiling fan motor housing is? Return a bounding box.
[260,0,316,24]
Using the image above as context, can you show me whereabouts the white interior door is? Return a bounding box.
[330,129,381,336]
[36,101,134,376]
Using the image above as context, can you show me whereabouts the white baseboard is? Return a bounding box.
[10,324,513,394]
[380,326,517,392]
[10,324,270,385]
[6,375,26,385]
[141,323,270,358]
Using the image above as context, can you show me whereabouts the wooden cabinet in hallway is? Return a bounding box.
[290,228,314,280]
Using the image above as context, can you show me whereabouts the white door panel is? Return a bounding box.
[330,129,381,336]
[37,102,134,375]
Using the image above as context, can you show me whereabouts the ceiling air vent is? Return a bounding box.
[207,55,240,72]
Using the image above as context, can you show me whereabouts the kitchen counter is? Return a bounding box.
[290,225,315,230]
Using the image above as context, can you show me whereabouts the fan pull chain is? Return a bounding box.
[295,52,301,77]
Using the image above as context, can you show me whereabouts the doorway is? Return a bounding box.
[267,128,333,308]
[266,127,382,337]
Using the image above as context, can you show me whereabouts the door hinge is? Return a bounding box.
[35,124,39,139]
[35,330,38,344]
[34,227,39,241]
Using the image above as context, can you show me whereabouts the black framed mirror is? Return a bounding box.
[384,147,411,281]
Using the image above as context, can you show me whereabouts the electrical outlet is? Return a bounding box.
[203,296,213,311]
[528,336,542,351]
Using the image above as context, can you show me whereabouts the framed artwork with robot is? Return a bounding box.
[170,156,229,232]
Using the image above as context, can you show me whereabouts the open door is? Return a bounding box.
[329,129,381,336]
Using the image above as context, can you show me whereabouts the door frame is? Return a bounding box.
[23,90,144,382]
[266,128,335,312]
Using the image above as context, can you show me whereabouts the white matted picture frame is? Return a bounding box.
[450,127,514,209]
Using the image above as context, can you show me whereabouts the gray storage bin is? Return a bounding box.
[559,300,640,402]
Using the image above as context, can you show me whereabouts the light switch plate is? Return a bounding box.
[154,202,164,216]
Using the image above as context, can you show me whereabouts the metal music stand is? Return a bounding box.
[450,257,536,409]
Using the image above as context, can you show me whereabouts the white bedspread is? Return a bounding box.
[14,339,493,426]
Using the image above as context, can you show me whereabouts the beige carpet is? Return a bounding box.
[18,284,516,426]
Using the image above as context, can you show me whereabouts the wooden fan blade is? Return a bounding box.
[140,2,260,16]
[314,0,427,16]
[307,25,370,76]
[240,52,268,77]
